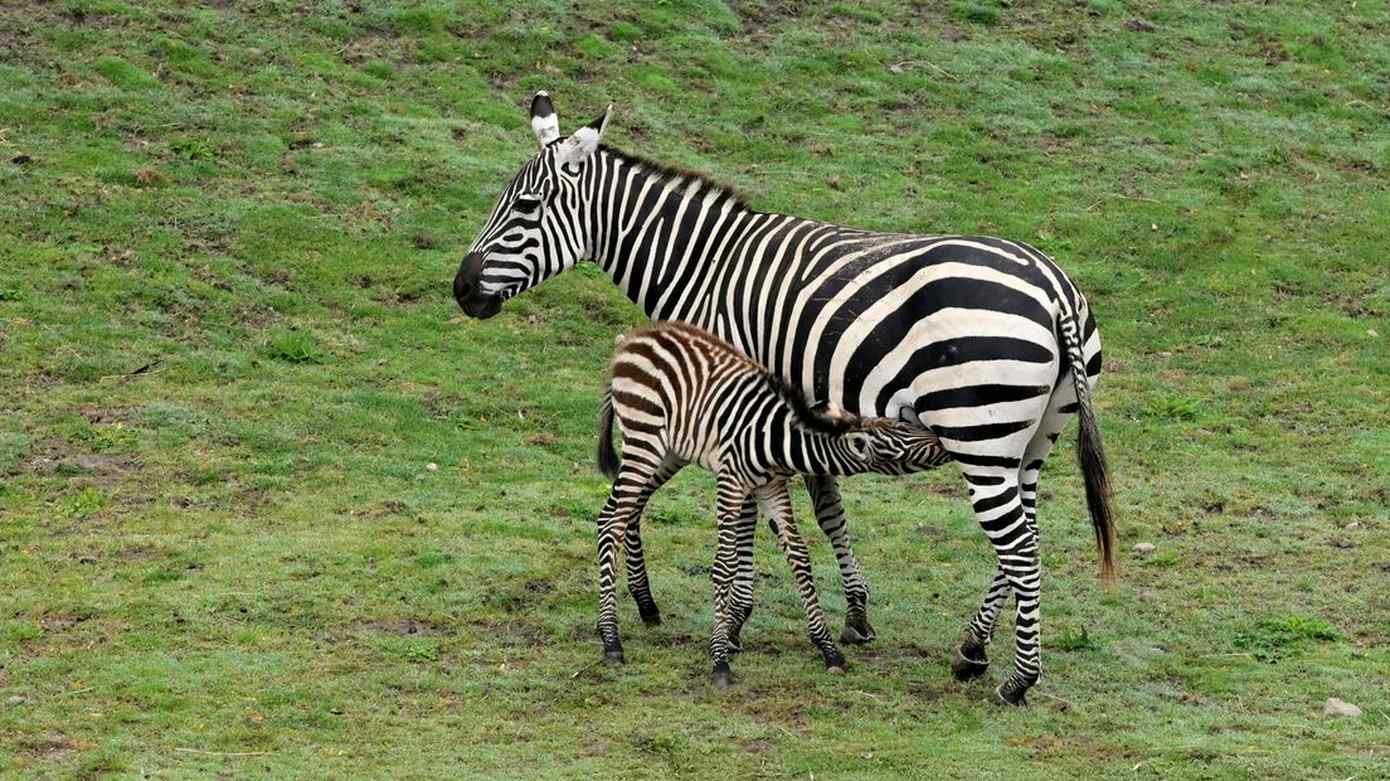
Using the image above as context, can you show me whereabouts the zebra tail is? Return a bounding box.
[597,387,620,480]
[1061,309,1116,584]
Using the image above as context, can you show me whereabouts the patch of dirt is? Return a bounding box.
[116,543,160,560]
[355,499,410,520]
[78,406,138,425]
[717,683,813,730]
[731,0,812,28]
[1009,733,1136,761]
[356,617,449,636]
[20,731,85,761]
[38,613,89,632]
[25,439,140,484]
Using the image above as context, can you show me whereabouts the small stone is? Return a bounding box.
[5,696,25,706]
[1344,522,1360,531]
[1133,542,1156,554]
[1368,329,1379,338]
[1324,698,1361,718]
[425,463,439,472]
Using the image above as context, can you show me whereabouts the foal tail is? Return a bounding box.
[597,386,620,480]
[1060,307,1116,583]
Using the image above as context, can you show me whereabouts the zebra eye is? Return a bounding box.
[848,433,874,461]
[513,196,542,214]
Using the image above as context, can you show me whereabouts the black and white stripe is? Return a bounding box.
[595,322,949,684]
[454,92,1116,705]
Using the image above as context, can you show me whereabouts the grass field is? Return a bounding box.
[2,0,1389,777]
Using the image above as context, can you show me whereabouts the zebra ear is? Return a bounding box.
[531,91,560,148]
[555,104,611,167]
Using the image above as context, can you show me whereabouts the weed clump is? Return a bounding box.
[264,330,331,364]
[1234,614,1340,662]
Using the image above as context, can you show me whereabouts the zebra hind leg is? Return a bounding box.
[952,565,1009,681]
[595,490,630,664]
[624,518,662,627]
[622,461,680,628]
[990,388,1077,704]
[804,475,875,645]
[957,463,1042,707]
[595,455,669,665]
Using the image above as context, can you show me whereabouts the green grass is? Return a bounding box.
[2,0,1388,777]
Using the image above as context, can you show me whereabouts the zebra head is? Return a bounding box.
[856,418,952,475]
[454,92,611,319]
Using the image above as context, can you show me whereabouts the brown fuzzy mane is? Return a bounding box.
[600,145,752,212]
[767,374,856,435]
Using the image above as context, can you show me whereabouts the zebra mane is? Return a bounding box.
[600,145,752,212]
[767,374,856,435]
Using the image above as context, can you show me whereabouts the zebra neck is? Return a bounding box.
[785,425,859,476]
[586,147,758,322]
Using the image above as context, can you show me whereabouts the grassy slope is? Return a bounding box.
[2,0,1388,777]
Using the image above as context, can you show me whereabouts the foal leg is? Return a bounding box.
[622,460,680,627]
[596,455,670,664]
[758,480,846,673]
[708,475,748,688]
[804,475,875,645]
[725,495,759,651]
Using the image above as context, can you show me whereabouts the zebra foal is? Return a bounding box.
[595,322,950,686]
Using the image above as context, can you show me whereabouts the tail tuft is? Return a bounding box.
[597,388,620,480]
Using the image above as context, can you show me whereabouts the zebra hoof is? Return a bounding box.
[711,663,733,689]
[603,649,625,665]
[823,647,848,674]
[995,681,1029,707]
[640,610,662,628]
[839,622,875,645]
[950,648,990,681]
[995,678,1028,708]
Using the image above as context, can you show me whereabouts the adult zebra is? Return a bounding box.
[453,93,1115,705]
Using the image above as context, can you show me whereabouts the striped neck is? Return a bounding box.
[782,419,866,477]
[585,146,756,320]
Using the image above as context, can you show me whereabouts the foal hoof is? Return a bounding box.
[995,681,1029,707]
[603,649,625,665]
[839,621,875,645]
[950,648,990,681]
[639,610,662,628]
[823,647,848,675]
[711,663,733,689]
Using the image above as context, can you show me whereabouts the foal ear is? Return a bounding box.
[530,91,560,148]
[555,104,611,167]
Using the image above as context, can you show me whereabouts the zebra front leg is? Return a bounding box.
[804,475,874,644]
[708,479,748,688]
[725,495,759,652]
[758,481,846,673]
